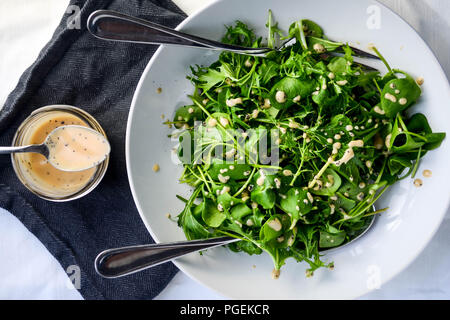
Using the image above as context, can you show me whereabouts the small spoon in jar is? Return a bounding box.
[0,125,110,172]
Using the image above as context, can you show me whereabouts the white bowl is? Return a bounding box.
[126,0,450,299]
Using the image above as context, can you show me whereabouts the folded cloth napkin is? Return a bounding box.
[0,0,186,299]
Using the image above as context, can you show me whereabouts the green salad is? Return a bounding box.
[166,11,445,277]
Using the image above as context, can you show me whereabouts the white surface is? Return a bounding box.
[0,208,82,299]
[0,0,449,300]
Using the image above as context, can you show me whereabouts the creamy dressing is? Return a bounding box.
[46,126,110,172]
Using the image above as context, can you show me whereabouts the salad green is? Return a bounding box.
[167,11,445,277]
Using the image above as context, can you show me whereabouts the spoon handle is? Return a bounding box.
[87,10,271,56]
[0,144,45,155]
[95,236,239,278]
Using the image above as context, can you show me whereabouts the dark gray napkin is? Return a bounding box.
[0,0,186,299]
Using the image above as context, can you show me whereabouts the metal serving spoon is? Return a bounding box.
[87,10,380,60]
[95,214,376,278]
[0,125,110,172]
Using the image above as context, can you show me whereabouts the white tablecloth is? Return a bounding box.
[0,0,449,300]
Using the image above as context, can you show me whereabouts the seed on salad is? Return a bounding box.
[272,269,280,280]
[329,204,335,215]
[256,175,265,186]
[385,133,392,149]
[219,117,229,127]
[332,142,341,154]
[218,174,230,183]
[384,93,397,103]
[208,118,217,127]
[288,120,300,129]
[221,186,231,195]
[226,97,243,107]
[274,178,281,189]
[287,235,295,247]
[374,106,385,115]
[262,98,271,109]
[416,77,424,86]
